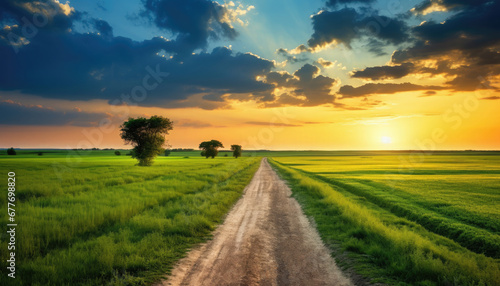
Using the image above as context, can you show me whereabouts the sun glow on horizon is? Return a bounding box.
[381,136,392,144]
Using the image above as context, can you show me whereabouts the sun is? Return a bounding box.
[381,136,392,144]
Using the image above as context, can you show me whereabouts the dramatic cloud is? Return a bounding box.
[394,1,500,90]
[0,0,76,32]
[353,1,500,92]
[276,48,309,64]
[338,83,445,98]
[308,9,359,49]
[167,48,273,94]
[316,58,335,68]
[265,71,294,87]
[308,8,408,51]
[482,96,500,100]
[412,0,492,14]
[325,0,376,7]
[92,19,113,39]
[3,0,497,120]
[0,1,276,111]
[365,39,388,56]
[264,64,336,107]
[276,44,313,56]
[351,63,414,80]
[140,0,239,54]
[395,2,500,65]
[291,64,337,106]
[0,100,110,126]
[421,90,437,97]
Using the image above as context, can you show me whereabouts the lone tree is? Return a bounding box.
[231,145,242,158]
[114,150,121,156]
[7,147,16,155]
[120,116,173,166]
[199,140,224,158]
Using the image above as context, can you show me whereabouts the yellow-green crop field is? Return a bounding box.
[270,152,500,285]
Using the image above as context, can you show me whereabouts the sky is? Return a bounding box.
[1,0,500,150]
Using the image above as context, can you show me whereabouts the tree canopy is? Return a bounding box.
[120,116,173,166]
[7,147,16,155]
[231,145,242,158]
[199,140,224,158]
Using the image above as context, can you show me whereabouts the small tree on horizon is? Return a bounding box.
[120,116,173,166]
[231,145,242,158]
[7,147,16,155]
[115,150,121,156]
[199,140,224,158]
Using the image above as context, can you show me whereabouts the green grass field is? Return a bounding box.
[0,150,260,285]
[270,152,500,285]
[1,150,499,285]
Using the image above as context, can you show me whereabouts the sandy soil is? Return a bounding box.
[155,158,353,286]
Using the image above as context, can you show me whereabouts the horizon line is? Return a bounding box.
[1,148,500,152]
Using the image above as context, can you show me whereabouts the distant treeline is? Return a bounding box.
[67,148,196,152]
[71,148,117,151]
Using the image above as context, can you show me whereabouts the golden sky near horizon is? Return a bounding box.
[2,89,500,150]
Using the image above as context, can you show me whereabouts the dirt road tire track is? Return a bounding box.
[155,158,353,286]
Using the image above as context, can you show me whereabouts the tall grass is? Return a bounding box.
[0,155,260,285]
[304,174,500,258]
[270,158,500,285]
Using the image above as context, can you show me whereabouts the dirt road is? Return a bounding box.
[156,158,353,286]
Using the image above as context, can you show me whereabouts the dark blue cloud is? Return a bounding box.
[0,0,77,32]
[265,64,336,106]
[140,0,237,54]
[0,31,275,106]
[92,19,113,39]
[0,31,173,98]
[397,1,500,63]
[391,1,500,90]
[0,101,110,126]
[292,64,336,106]
[413,0,492,13]
[351,63,415,80]
[170,47,273,94]
[0,0,277,110]
[308,8,409,50]
[341,1,500,92]
[325,0,376,7]
[276,47,309,64]
[308,9,359,49]
[338,83,446,98]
